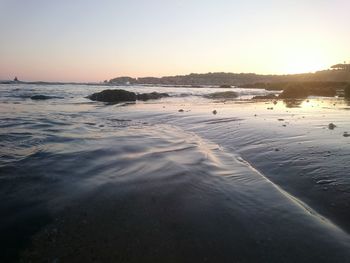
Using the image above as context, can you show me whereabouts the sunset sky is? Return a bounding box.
[0,0,349,82]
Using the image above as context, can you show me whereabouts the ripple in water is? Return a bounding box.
[1,84,350,262]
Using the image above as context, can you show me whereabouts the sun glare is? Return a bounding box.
[278,47,332,75]
[282,57,327,75]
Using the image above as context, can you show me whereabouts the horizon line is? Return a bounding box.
[1,68,336,84]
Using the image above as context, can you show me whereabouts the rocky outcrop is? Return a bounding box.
[89,89,137,102]
[88,89,169,103]
[278,84,337,99]
[136,92,170,101]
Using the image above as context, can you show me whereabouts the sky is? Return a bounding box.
[0,0,349,82]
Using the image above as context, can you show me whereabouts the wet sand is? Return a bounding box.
[19,125,350,262]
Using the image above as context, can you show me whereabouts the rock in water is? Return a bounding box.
[279,84,336,99]
[252,94,277,100]
[31,95,62,100]
[204,91,238,99]
[136,92,169,101]
[88,90,170,103]
[328,123,336,130]
[88,89,137,102]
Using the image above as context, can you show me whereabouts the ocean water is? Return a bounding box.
[1,84,350,262]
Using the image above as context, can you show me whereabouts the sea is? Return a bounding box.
[1,83,350,262]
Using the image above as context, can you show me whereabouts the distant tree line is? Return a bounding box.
[108,70,350,86]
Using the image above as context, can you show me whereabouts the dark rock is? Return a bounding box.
[279,86,309,99]
[343,132,350,137]
[31,95,62,100]
[252,94,277,100]
[204,91,238,99]
[279,83,337,99]
[136,92,169,101]
[178,109,184,112]
[328,123,336,130]
[88,89,170,103]
[89,89,137,102]
[212,110,217,115]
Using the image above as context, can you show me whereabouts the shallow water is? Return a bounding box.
[1,84,350,262]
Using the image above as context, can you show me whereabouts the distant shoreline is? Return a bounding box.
[2,68,350,87]
[0,80,234,89]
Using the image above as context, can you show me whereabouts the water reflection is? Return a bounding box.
[344,98,350,106]
[283,99,304,108]
[281,97,350,110]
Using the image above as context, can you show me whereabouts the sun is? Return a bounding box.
[282,56,328,74]
[280,48,331,74]
[283,61,324,74]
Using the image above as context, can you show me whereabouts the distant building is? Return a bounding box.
[331,63,350,72]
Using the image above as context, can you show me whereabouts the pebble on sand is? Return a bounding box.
[328,123,336,130]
